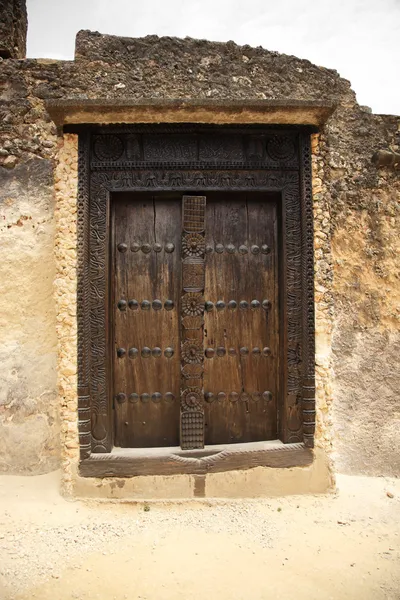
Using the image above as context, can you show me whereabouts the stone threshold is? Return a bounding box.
[46,98,336,127]
[79,440,313,478]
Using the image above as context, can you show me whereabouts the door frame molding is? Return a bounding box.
[75,124,315,475]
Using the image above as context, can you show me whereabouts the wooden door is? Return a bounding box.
[111,192,279,449]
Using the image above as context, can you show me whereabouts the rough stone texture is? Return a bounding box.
[0,0,27,59]
[0,28,399,479]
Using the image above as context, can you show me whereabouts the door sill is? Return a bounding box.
[79,440,313,478]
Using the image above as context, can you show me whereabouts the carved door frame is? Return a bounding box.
[74,124,316,477]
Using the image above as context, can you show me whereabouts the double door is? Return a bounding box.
[112,192,279,449]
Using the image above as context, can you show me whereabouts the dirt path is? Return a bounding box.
[0,471,399,600]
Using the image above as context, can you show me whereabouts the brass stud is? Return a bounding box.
[205,392,214,403]
[262,347,271,357]
[165,392,175,402]
[205,245,213,254]
[226,244,235,254]
[164,347,174,358]
[152,347,162,358]
[240,347,249,356]
[216,347,226,357]
[228,347,236,356]
[116,347,126,358]
[215,244,224,253]
[153,243,162,252]
[164,300,174,311]
[252,391,261,401]
[152,299,162,311]
[216,301,225,311]
[251,300,261,309]
[117,243,128,253]
[263,391,273,402]
[129,393,139,403]
[131,242,140,252]
[128,299,139,310]
[262,299,272,310]
[165,243,175,253]
[240,392,250,402]
[117,299,127,311]
[141,243,151,254]
[251,245,260,255]
[230,391,239,402]
[239,245,248,254]
[141,393,150,403]
[205,301,214,312]
[252,347,261,355]
[261,244,271,254]
[116,392,126,404]
[228,300,237,310]
[152,392,162,403]
[217,392,226,401]
[128,347,138,359]
[141,300,151,310]
[141,347,151,358]
[205,348,215,359]
[239,301,248,310]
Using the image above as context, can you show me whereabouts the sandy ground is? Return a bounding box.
[0,472,399,600]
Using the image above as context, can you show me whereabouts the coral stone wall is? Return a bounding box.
[0,30,399,477]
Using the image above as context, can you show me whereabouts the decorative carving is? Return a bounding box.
[182,293,204,316]
[182,340,204,364]
[180,411,204,450]
[182,233,205,258]
[182,258,205,292]
[181,387,203,411]
[182,195,206,233]
[267,136,295,161]
[182,316,204,330]
[182,364,203,379]
[93,135,124,161]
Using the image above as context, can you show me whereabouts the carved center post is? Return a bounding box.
[180,196,207,449]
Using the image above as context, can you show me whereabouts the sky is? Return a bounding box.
[26,0,400,115]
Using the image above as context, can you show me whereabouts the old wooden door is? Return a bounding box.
[112,192,279,448]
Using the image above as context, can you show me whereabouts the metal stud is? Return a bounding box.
[128,299,139,310]
[205,348,215,359]
[164,347,174,358]
[153,243,162,253]
[240,392,250,402]
[240,347,249,356]
[252,347,261,355]
[129,393,139,403]
[239,300,248,310]
[216,347,226,357]
[152,299,162,311]
[239,245,248,254]
[165,243,175,253]
[116,392,126,404]
[217,392,226,401]
[205,301,214,312]
[262,347,271,357]
[165,392,175,402]
[117,243,128,253]
[128,347,138,359]
[251,300,261,309]
[131,242,140,252]
[262,299,272,310]
[141,243,151,254]
[164,300,174,311]
[152,392,162,403]
[252,391,261,401]
[116,347,126,358]
[228,300,237,310]
[205,245,213,254]
[251,245,260,255]
[141,347,151,358]
[141,393,150,403]
[205,392,214,403]
[216,300,225,311]
[117,299,127,311]
[141,300,151,310]
[226,244,235,254]
[230,391,239,402]
[261,244,271,255]
[152,347,162,358]
[215,244,224,253]
[228,347,236,356]
[263,391,273,402]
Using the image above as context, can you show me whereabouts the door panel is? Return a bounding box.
[112,193,181,447]
[203,194,279,444]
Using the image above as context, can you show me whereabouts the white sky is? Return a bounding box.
[26,0,400,115]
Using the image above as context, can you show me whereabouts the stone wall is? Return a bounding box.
[0,29,399,478]
[0,0,27,58]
